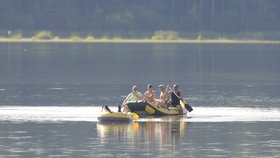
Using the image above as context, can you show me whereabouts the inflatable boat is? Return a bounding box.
[98,112,133,123]
[98,105,138,123]
[126,101,187,116]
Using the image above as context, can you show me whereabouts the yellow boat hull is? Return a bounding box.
[98,112,132,123]
[127,101,187,116]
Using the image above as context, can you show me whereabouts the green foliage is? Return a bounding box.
[11,33,22,40]
[86,36,95,40]
[32,31,53,40]
[0,1,280,39]
[152,31,179,40]
[70,35,82,41]
[53,36,60,40]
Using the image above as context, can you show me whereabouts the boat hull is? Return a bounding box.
[98,112,132,123]
[126,101,187,116]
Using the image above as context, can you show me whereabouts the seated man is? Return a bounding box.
[122,85,142,112]
[143,84,156,104]
[155,84,170,108]
[169,84,184,113]
[122,85,142,104]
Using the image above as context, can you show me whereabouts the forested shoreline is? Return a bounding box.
[1,0,280,40]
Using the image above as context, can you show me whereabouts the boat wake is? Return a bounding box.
[0,106,279,123]
[187,107,280,122]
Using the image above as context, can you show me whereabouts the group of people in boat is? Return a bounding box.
[122,84,185,113]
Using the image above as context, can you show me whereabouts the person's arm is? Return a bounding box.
[161,92,169,103]
[136,92,143,100]
[143,91,148,101]
[152,91,156,99]
[122,98,128,105]
[166,92,170,103]
[122,93,131,105]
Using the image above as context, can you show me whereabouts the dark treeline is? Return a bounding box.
[1,0,280,38]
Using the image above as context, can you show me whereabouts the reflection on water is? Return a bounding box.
[97,117,186,148]
[97,122,139,143]
[1,121,280,157]
[97,118,188,157]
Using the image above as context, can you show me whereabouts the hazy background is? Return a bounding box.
[1,0,280,40]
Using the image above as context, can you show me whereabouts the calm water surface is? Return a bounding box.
[0,43,280,157]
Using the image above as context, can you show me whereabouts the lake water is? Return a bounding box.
[0,42,280,157]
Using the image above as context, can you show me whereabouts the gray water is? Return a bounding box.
[0,42,280,157]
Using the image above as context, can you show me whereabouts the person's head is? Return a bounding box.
[173,84,179,91]
[147,84,152,90]
[132,85,138,92]
[158,84,165,92]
